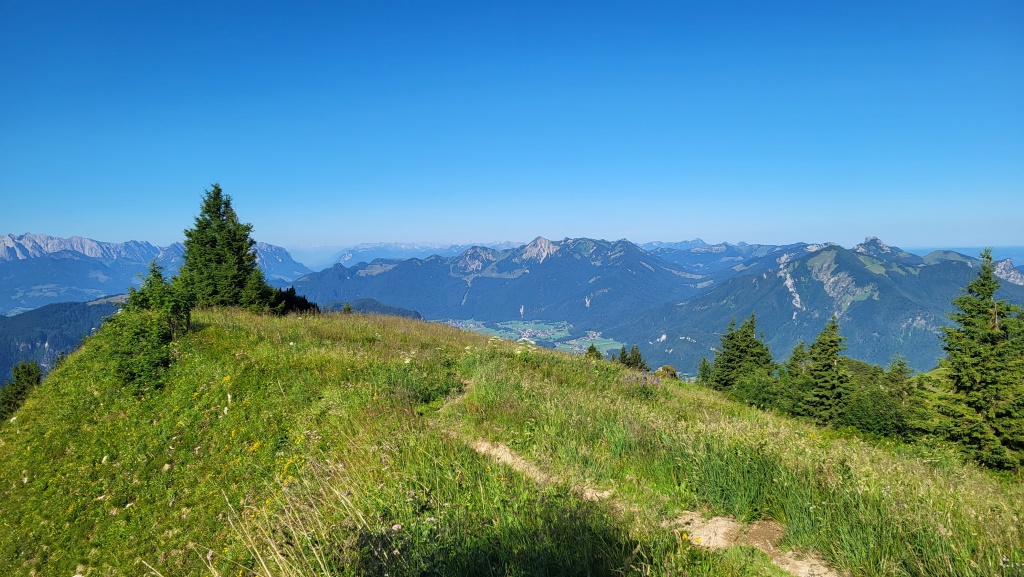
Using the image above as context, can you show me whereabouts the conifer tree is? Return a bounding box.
[805,315,849,424]
[127,261,191,337]
[176,184,269,310]
[941,249,1024,469]
[627,345,649,371]
[584,344,603,360]
[0,360,42,420]
[709,314,774,391]
[779,342,813,415]
[696,357,712,385]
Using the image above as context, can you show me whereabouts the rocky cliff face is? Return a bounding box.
[995,259,1024,286]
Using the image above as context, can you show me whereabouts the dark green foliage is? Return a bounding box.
[627,345,649,371]
[940,248,1024,469]
[271,286,320,315]
[584,343,603,361]
[342,302,354,314]
[696,357,712,386]
[175,184,271,311]
[612,345,649,371]
[708,314,775,391]
[0,360,42,420]
[730,367,783,410]
[126,261,191,337]
[804,316,849,424]
[101,310,173,392]
[834,357,916,439]
[777,342,812,416]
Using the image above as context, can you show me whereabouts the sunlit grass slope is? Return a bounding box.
[1,309,1021,576]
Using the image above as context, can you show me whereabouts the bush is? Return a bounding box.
[654,364,678,380]
[102,310,174,392]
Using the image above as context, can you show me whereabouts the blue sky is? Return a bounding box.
[1,1,1021,251]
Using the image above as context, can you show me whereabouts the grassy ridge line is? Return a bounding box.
[1,310,762,576]
[440,345,1024,576]
[1,310,1021,576]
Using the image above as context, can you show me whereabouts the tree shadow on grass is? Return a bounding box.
[346,494,678,577]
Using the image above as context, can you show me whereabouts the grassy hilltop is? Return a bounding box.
[1,309,1022,576]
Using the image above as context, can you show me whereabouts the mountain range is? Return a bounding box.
[0,233,311,316]
[292,236,1024,373]
[4,232,1024,376]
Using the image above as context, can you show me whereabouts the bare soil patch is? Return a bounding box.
[471,438,842,577]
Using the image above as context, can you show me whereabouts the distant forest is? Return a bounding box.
[0,301,119,382]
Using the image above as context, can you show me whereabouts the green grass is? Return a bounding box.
[1,309,1021,576]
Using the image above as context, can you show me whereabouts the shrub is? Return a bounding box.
[102,309,173,392]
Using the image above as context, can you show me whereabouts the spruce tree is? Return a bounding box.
[696,357,712,385]
[127,261,191,337]
[779,342,812,415]
[805,315,849,424]
[709,314,774,391]
[584,344,603,361]
[941,249,1024,469]
[176,184,270,310]
[627,345,649,371]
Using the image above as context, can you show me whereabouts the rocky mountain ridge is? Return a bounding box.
[292,236,1024,373]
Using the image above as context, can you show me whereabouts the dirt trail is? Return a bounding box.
[469,438,842,577]
[664,513,840,577]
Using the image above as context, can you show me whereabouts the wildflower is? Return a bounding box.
[392,523,402,531]
[223,375,231,383]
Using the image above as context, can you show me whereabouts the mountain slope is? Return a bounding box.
[616,240,1024,373]
[295,237,708,331]
[0,298,120,379]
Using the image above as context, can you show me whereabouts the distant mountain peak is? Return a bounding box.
[852,237,924,266]
[995,259,1024,286]
[855,236,894,254]
[454,246,499,273]
[521,236,559,263]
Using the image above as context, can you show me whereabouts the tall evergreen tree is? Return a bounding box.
[941,249,1024,469]
[778,342,813,415]
[805,315,849,424]
[176,184,269,309]
[708,314,775,391]
[584,344,603,361]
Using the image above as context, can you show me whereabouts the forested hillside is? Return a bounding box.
[0,299,119,380]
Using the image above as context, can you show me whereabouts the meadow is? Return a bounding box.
[1,309,1020,576]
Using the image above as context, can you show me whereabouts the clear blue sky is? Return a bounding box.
[2,1,1021,251]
